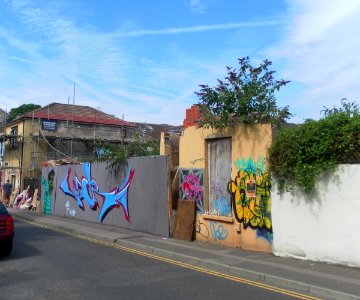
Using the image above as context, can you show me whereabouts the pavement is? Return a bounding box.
[10,208,360,300]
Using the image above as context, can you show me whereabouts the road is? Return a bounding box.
[0,220,314,300]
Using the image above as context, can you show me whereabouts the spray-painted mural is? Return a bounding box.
[40,158,169,237]
[228,157,272,242]
[59,162,135,223]
[41,168,55,215]
[179,169,204,213]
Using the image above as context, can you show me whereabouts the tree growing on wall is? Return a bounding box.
[195,57,291,130]
[7,104,41,121]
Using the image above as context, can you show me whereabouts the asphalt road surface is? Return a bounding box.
[0,220,312,300]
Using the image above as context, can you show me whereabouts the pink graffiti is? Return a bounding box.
[181,173,203,202]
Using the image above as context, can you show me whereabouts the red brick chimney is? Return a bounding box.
[183,104,201,129]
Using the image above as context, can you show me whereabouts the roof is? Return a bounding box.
[20,103,134,127]
[134,122,183,139]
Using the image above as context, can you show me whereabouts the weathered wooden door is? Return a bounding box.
[208,138,232,216]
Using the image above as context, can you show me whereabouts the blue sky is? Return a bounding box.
[1,0,359,125]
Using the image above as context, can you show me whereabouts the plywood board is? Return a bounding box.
[208,138,232,216]
[172,200,196,241]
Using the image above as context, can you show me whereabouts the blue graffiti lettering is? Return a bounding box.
[213,197,232,216]
[59,162,135,222]
[97,168,135,222]
[210,221,228,240]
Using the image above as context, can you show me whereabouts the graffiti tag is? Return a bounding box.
[210,181,224,194]
[213,196,232,216]
[210,221,228,240]
[194,215,209,238]
[65,200,76,217]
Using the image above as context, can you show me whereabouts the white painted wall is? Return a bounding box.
[272,165,360,267]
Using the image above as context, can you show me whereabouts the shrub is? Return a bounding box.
[268,99,360,193]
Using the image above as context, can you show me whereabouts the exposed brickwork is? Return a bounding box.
[183,105,200,129]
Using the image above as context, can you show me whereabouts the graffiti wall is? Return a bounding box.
[194,214,240,248]
[41,156,169,237]
[194,157,272,250]
[179,124,273,251]
[228,157,272,242]
[179,169,204,213]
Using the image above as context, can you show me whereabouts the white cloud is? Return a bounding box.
[286,0,360,45]
[112,20,283,37]
[102,88,194,124]
[0,1,133,105]
[269,0,360,120]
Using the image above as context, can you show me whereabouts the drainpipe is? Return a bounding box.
[19,118,25,190]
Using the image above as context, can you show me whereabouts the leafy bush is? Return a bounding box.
[268,99,360,193]
[95,131,160,171]
[195,57,291,129]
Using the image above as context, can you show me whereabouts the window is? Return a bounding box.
[0,141,4,156]
[10,126,18,149]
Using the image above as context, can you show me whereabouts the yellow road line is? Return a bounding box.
[17,217,321,300]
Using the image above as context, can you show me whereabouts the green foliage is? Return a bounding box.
[7,104,41,121]
[195,57,291,130]
[268,99,360,193]
[95,131,160,171]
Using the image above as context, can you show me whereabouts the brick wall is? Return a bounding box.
[183,105,200,129]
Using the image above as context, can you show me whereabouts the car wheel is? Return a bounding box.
[2,240,13,256]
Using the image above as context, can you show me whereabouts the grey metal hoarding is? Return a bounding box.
[41,156,169,237]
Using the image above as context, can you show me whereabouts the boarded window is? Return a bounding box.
[208,138,232,216]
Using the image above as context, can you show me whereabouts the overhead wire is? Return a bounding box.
[39,128,71,159]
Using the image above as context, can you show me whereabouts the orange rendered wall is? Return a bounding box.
[179,124,273,252]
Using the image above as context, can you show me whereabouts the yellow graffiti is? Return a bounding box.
[228,166,272,239]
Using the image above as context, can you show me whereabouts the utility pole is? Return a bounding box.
[70,83,75,159]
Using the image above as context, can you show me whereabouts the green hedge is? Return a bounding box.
[268,100,360,193]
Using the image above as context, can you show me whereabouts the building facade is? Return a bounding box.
[0,103,135,195]
[177,104,273,253]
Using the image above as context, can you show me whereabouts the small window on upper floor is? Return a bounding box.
[0,141,4,157]
[10,126,18,149]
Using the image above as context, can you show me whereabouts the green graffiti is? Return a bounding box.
[41,169,54,215]
[234,157,266,174]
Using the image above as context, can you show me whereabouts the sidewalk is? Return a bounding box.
[10,208,360,300]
